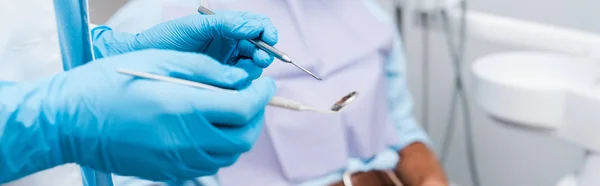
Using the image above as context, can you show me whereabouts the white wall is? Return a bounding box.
[399,0,597,186]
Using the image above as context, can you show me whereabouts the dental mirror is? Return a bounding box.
[331,91,359,112]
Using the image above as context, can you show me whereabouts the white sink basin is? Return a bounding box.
[471,51,600,152]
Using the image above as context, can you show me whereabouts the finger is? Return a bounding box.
[175,86,269,155]
[234,59,263,80]
[155,98,245,162]
[178,147,239,172]
[199,110,265,155]
[254,15,278,46]
[212,110,265,154]
[203,14,264,40]
[253,49,274,68]
[237,40,274,68]
[148,50,250,89]
[201,37,239,64]
[261,24,278,46]
[214,11,278,45]
[237,40,256,58]
[155,165,218,182]
[194,77,276,126]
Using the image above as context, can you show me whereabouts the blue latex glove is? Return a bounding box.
[93,11,278,79]
[0,49,276,183]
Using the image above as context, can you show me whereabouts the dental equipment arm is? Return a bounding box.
[402,0,600,59]
[460,11,600,60]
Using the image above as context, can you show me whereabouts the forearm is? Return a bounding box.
[0,79,66,183]
[395,142,448,186]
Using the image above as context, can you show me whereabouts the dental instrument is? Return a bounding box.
[196,6,323,81]
[331,91,359,112]
[116,68,353,113]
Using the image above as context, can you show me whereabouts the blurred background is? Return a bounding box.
[88,1,598,186]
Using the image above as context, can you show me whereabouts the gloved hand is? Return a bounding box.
[92,11,278,80]
[0,49,275,183]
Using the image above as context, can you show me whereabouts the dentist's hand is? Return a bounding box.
[93,11,278,80]
[0,49,275,183]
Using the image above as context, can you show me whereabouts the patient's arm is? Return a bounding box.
[396,142,448,186]
[384,34,448,186]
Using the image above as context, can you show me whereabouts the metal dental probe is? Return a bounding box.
[197,6,322,80]
[116,68,339,113]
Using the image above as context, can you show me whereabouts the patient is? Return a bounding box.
[106,0,448,185]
